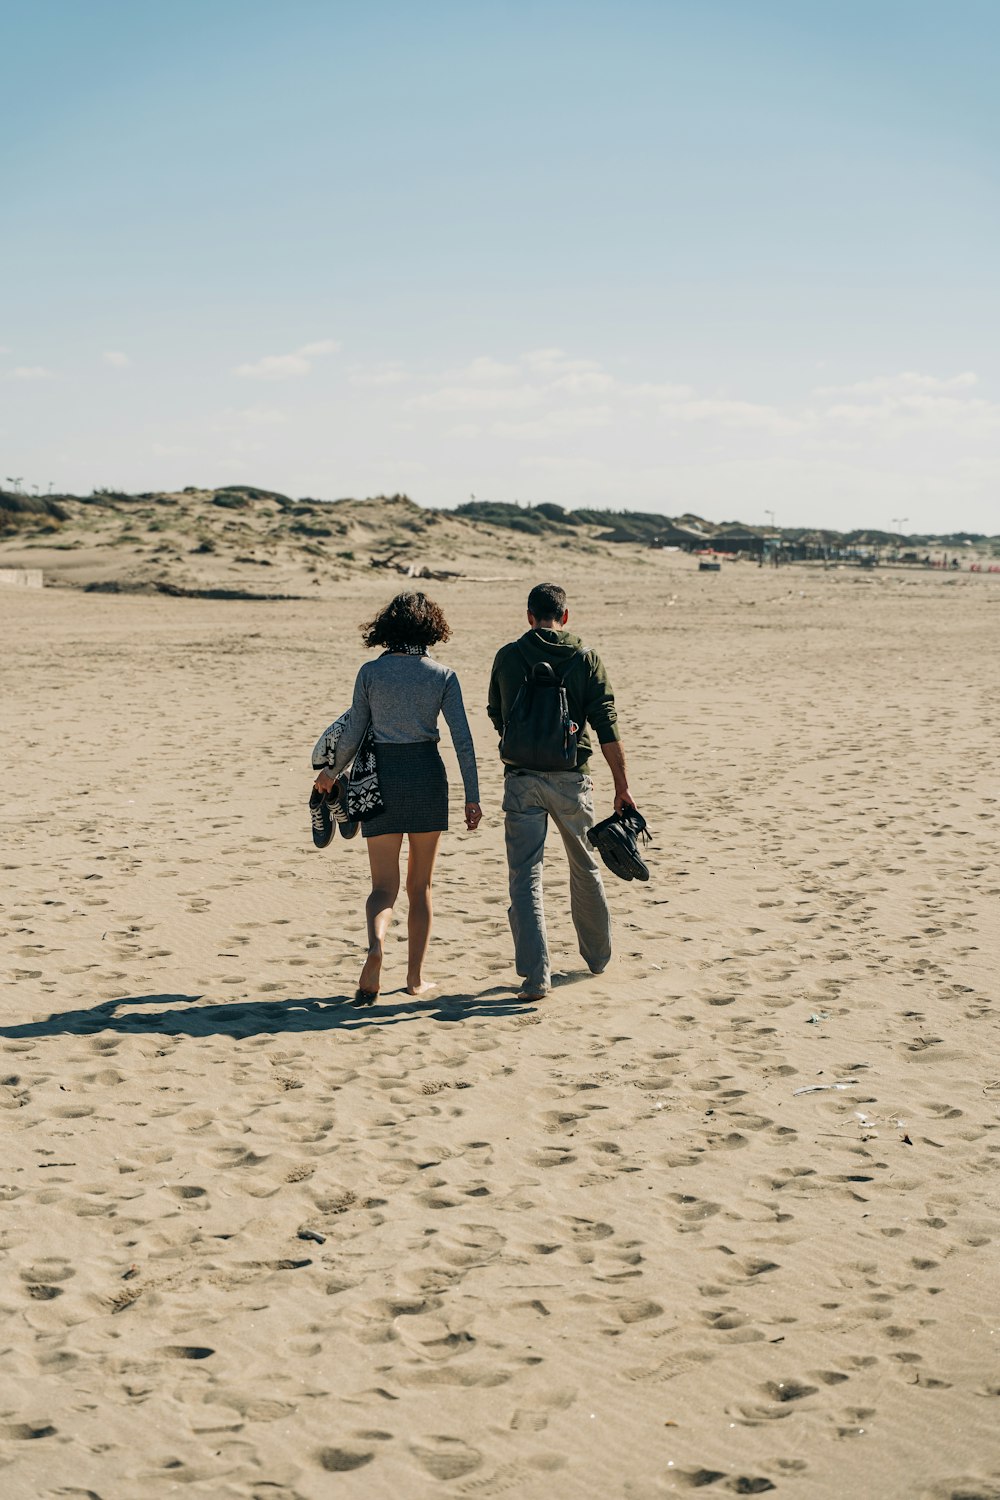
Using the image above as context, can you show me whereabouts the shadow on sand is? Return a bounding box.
[0,987,535,1042]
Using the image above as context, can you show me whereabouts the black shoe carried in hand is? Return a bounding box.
[328,782,359,840]
[587,808,651,882]
[309,787,335,849]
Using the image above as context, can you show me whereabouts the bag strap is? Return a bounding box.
[514,643,583,683]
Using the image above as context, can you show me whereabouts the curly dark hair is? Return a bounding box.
[361,591,452,650]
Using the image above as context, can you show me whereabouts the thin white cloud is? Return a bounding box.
[402,351,804,434]
[201,344,1000,527]
[297,339,341,357]
[212,405,289,431]
[235,338,340,380]
[661,396,800,432]
[631,381,697,401]
[103,350,131,367]
[822,391,1000,433]
[461,356,521,382]
[349,363,408,387]
[549,370,616,395]
[409,384,544,413]
[522,348,602,377]
[815,371,978,397]
[492,404,615,439]
[235,352,311,380]
[810,369,1000,436]
[11,365,54,380]
[366,351,1000,454]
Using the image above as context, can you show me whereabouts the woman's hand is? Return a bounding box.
[465,802,483,831]
[314,770,338,795]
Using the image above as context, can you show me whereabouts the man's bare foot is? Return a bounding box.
[359,945,382,996]
[406,979,437,997]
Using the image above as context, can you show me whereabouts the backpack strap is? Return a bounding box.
[515,644,583,682]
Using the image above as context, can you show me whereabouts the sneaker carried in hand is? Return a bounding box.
[328,781,359,840]
[309,787,335,849]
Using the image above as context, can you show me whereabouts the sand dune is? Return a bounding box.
[2,552,999,1499]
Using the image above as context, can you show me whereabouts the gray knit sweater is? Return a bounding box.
[329,654,480,802]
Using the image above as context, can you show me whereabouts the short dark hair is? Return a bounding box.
[361,591,452,650]
[527,582,567,622]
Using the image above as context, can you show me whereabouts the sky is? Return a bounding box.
[2,0,999,533]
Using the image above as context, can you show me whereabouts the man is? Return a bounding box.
[487,582,637,1001]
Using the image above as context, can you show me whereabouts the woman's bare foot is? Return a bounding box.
[359,945,382,996]
[405,978,437,997]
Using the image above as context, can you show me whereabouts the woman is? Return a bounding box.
[314,591,482,1004]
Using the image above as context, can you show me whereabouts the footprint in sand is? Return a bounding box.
[315,1445,375,1471]
[410,1436,483,1480]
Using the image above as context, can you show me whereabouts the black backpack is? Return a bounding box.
[500,646,582,771]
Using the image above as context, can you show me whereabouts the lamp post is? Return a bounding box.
[891,518,908,561]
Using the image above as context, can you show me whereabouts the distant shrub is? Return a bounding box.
[535,502,579,525]
[455,501,576,534]
[215,484,291,503]
[0,511,60,534]
[191,537,216,553]
[0,491,68,521]
[338,550,355,561]
[212,493,249,509]
[289,520,334,537]
[93,487,133,501]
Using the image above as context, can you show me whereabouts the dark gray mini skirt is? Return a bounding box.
[362,741,448,838]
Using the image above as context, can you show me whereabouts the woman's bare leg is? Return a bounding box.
[405,831,442,995]
[359,833,403,994]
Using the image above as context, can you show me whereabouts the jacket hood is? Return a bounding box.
[518,628,586,662]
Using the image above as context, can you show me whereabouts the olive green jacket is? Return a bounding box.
[486,629,620,772]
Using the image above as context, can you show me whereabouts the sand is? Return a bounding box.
[2,552,999,1500]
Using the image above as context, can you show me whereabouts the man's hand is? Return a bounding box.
[313,770,337,795]
[465,802,483,831]
[614,788,638,816]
